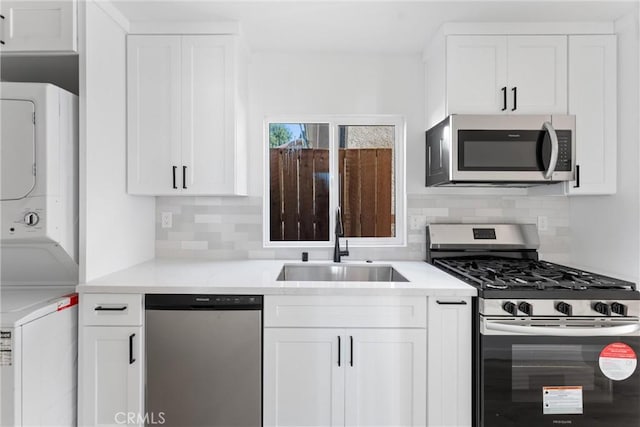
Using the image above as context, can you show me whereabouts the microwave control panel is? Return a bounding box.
[555,130,572,172]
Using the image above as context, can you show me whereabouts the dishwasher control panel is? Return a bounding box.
[145,294,263,310]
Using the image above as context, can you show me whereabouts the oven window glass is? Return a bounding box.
[511,344,610,403]
[458,130,546,171]
[481,336,640,427]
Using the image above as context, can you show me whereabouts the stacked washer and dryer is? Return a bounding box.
[1,82,79,426]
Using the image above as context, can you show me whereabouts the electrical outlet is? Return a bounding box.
[161,212,173,229]
[409,215,426,231]
[537,215,548,232]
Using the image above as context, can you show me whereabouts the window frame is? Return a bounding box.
[263,115,406,248]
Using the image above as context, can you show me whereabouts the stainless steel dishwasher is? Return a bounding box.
[145,294,262,427]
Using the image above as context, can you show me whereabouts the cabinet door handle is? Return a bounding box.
[182,166,187,189]
[172,166,178,189]
[511,87,517,111]
[337,336,341,367]
[349,335,354,367]
[94,305,127,311]
[129,333,136,364]
[0,14,5,46]
[436,300,468,305]
[501,86,507,111]
[573,164,580,188]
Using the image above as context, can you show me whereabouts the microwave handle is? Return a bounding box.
[542,121,559,180]
[485,320,640,337]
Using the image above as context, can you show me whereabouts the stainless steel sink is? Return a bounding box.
[276,264,409,282]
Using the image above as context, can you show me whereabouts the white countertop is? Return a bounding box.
[78,259,477,296]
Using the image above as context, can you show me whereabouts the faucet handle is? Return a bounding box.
[336,206,344,236]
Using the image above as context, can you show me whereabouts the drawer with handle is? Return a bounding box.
[81,293,143,326]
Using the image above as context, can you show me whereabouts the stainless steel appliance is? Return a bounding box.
[425,114,575,187]
[145,294,262,427]
[426,224,640,427]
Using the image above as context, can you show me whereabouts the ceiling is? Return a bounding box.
[110,0,639,53]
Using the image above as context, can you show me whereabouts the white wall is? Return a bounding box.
[247,52,425,196]
[569,10,639,282]
[79,1,155,282]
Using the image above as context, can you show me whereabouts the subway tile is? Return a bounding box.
[475,208,504,217]
[167,231,195,241]
[181,241,209,250]
[194,214,223,223]
[423,208,449,217]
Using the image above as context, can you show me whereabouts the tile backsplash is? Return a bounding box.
[156,195,570,264]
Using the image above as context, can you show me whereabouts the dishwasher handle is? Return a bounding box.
[145,294,263,310]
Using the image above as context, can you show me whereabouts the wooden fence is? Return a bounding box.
[270,147,393,241]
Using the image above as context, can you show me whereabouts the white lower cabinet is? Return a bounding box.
[79,293,144,427]
[345,329,427,427]
[264,328,345,427]
[80,326,144,427]
[427,297,472,427]
[264,296,428,427]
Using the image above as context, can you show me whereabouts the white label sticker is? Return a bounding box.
[0,331,12,366]
[543,386,583,415]
[599,342,637,381]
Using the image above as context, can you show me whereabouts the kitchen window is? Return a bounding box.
[264,116,406,247]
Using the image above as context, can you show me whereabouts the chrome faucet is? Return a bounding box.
[333,207,349,263]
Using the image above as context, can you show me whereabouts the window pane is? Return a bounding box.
[269,123,330,241]
[338,125,395,238]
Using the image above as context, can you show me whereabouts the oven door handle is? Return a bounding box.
[485,321,640,337]
[543,121,559,180]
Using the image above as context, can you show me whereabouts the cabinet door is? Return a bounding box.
[507,35,567,114]
[263,328,344,427]
[0,1,76,52]
[181,35,236,194]
[427,298,472,427]
[127,35,181,195]
[80,327,143,427]
[345,329,426,427]
[567,35,617,195]
[446,35,508,114]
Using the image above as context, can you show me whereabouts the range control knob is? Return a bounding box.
[611,302,628,316]
[502,301,518,316]
[518,302,533,316]
[555,302,573,316]
[593,302,611,316]
[24,212,40,226]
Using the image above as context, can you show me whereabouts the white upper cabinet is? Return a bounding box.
[127,36,181,194]
[127,34,247,196]
[566,35,617,195]
[507,36,567,113]
[445,35,508,114]
[445,35,567,116]
[0,0,77,53]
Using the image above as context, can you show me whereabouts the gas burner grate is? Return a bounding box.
[434,257,637,292]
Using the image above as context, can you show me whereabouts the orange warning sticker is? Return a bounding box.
[599,342,637,381]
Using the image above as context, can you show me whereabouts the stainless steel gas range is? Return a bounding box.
[426,223,640,427]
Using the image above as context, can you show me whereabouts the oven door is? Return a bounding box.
[479,317,640,427]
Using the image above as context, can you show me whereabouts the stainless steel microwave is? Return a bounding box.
[426,114,576,187]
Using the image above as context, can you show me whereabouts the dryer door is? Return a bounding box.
[1,99,36,200]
